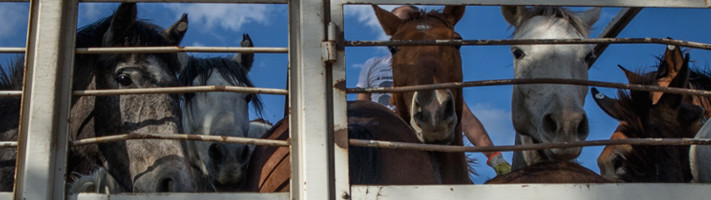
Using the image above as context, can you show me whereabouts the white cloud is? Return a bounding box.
[0,3,28,46]
[162,4,272,33]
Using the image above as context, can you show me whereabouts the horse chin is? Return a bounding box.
[410,116,456,144]
[543,147,582,161]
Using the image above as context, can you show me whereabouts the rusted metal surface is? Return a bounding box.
[349,138,711,153]
[346,38,711,50]
[75,46,287,54]
[347,78,711,97]
[71,85,288,96]
[70,133,290,147]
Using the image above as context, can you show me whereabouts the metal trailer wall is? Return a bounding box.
[0,0,709,200]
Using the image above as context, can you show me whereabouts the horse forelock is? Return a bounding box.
[76,15,183,76]
[513,7,591,38]
[178,57,263,114]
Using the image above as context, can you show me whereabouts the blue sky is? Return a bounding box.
[1,3,711,184]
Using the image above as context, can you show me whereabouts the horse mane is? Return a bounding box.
[75,15,182,75]
[0,56,23,91]
[514,7,592,37]
[178,56,263,114]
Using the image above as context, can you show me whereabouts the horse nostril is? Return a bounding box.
[156,177,174,192]
[209,143,224,164]
[239,144,251,162]
[542,114,557,134]
[577,115,589,137]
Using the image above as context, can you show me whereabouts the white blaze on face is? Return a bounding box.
[416,24,431,32]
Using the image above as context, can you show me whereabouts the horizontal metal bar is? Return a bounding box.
[78,0,288,3]
[75,46,288,54]
[0,141,18,148]
[346,38,711,50]
[347,78,711,97]
[72,85,287,96]
[349,138,711,153]
[0,47,25,54]
[340,0,711,8]
[71,133,290,147]
[0,91,22,97]
[73,192,289,200]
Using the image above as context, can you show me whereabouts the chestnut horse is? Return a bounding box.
[243,101,439,192]
[592,52,705,182]
[372,5,470,184]
[486,161,610,184]
[596,45,711,182]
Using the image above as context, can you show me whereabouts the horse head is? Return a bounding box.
[502,6,600,168]
[179,34,265,190]
[72,3,195,192]
[373,5,465,145]
[592,53,704,182]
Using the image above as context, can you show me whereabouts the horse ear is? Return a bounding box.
[103,3,137,46]
[177,52,190,72]
[592,88,624,120]
[617,65,642,83]
[578,7,601,28]
[501,6,528,27]
[372,5,403,36]
[443,6,466,26]
[657,53,690,108]
[233,33,255,72]
[659,44,684,79]
[162,14,189,46]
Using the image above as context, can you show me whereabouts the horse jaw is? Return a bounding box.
[409,90,457,144]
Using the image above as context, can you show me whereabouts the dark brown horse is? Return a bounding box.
[372,5,470,184]
[243,101,439,192]
[592,50,705,182]
[596,45,710,182]
[486,161,610,184]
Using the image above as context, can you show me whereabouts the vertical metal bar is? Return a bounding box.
[289,0,333,199]
[15,0,77,199]
[329,1,351,199]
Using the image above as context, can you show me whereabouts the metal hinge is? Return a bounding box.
[322,22,338,64]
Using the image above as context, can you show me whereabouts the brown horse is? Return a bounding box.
[243,101,439,192]
[592,51,705,182]
[596,45,710,182]
[486,161,610,184]
[372,5,469,184]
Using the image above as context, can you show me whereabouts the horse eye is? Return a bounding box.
[512,48,525,59]
[585,53,596,64]
[115,74,132,86]
[388,46,399,54]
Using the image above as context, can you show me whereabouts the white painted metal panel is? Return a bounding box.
[71,192,289,200]
[351,184,711,200]
[15,0,77,199]
[289,0,334,199]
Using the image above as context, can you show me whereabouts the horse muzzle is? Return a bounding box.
[410,89,457,144]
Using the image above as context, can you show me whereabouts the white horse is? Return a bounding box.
[179,34,271,191]
[691,119,711,182]
[501,6,601,169]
